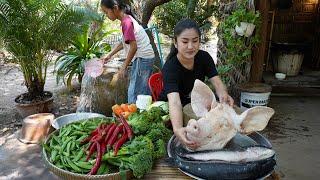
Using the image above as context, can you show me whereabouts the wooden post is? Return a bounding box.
[250,0,269,82]
[311,0,320,69]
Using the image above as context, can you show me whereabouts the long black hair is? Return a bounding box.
[100,0,136,20]
[166,18,201,61]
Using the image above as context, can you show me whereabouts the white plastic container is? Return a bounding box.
[240,92,271,111]
[275,73,286,80]
[136,95,152,111]
[238,83,272,111]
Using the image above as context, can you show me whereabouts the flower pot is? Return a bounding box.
[244,23,256,37]
[15,91,54,118]
[235,22,255,37]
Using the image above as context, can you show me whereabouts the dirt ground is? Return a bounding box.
[1,52,320,179]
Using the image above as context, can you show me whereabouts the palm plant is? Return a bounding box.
[0,0,92,100]
[54,20,118,87]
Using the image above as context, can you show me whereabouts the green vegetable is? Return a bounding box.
[145,123,172,159]
[66,157,83,172]
[103,136,154,178]
[75,161,93,170]
[50,150,58,162]
[148,101,169,114]
[153,139,166,159]
[128,107,166,135]
[74,149,85,162]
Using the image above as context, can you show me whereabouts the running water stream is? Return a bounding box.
[77,59,129,116]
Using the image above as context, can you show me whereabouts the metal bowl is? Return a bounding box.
[52,112,106,129]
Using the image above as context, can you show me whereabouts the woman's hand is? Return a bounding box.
[102,54,112,64]
[219,91,234,106]
[209,76,234,106]
[174,127,199,150]
[118,65,127,78]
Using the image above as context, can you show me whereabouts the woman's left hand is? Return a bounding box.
[118,65,127,78]
[219,91,234,106]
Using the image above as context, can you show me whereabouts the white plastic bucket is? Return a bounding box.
[240,92,271,111]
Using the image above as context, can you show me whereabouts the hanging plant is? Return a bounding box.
[217,0,261,87]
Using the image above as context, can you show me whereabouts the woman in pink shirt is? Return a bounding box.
[101,0,155,103]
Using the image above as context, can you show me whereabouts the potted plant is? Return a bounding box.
[0,0,91,117]
[217,0,261,102]
[232,7,259,37]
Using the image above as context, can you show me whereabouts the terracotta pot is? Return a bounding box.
[15,91,54,118]
[18,113,54,144]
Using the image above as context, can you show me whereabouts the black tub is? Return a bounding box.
[167,132,276,180]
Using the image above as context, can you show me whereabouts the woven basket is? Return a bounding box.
[42,131,133,180]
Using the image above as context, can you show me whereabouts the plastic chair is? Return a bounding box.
[148,72,163,101]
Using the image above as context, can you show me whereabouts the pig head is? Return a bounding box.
[185,80,275,151]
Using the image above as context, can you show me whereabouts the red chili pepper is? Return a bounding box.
[118,115,134,140]
[80,128,99,144]
[107,124,124,149]
[99,124,111,141]
[86,141,97,161]
[89,142,102,175]
[113,132,128,156]
[86,141,94,151]
[89,133,101,142]
[104,123,117,143]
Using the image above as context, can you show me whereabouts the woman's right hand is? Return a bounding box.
[174,127,198,150]
[102,54,111,63]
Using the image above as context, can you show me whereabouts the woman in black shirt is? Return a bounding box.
[160,19,234,149]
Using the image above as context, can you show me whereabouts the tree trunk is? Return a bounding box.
[126,0,172,69]
[127,0,172,27]
[26,76,45,98]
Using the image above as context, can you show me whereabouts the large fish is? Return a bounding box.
[180,146,275,162]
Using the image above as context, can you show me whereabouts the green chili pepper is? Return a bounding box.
[72,124,84,131]
[61,137,73,152]
[52,135,61,145]
[77,134,87,142]
[97,162,108,175]
[75,161,93,170]
[66,141,71,156]
[73,149,85,162]
[50,150,58,163]
[66,157,83,172]
[70,142,76,151]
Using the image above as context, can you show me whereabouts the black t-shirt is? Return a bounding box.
[159,50,218,106]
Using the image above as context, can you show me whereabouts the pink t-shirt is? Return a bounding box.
[121,16,136,44]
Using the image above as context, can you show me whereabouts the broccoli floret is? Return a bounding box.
[153,139,167,159]
[122,148,153,178]
[128,107,166,135]
[147,107,166,123]
[102,136,154,178]
[145,123,172,159]
[127,112,151,134]
[146,123,173,143]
